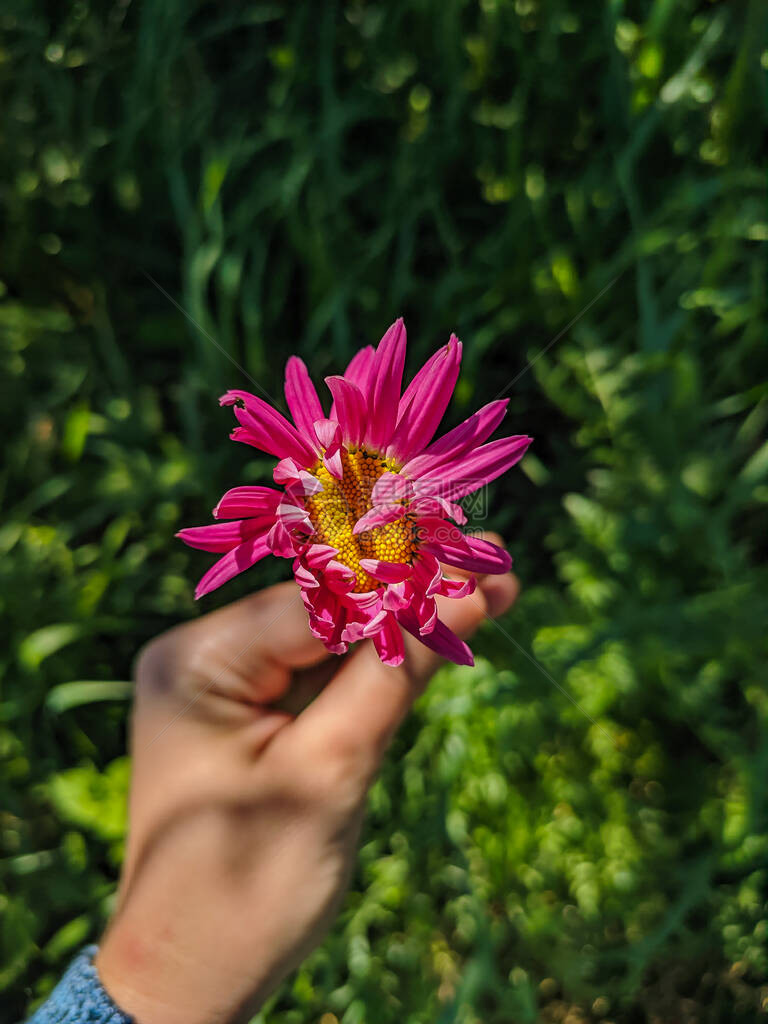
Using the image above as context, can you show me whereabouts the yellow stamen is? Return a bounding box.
[305,447,416,591]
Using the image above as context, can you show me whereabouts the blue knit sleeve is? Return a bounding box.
[26,946,132,1024]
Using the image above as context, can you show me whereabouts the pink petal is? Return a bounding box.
[397,609,474,666]
[416,435,533,500]
[358,558,414,583]
[340,594,384,644]
[213,486,282,520]
[301,584,336,623]
[277,502,314,532]
[221,390,316,465]
[411,552,443,597]
[342,345,375,400]
[273,458,324,496]
[410,495,467,525]
[194,535,272,598]
[314,418,345,479]
[325,376,367,446]
[285,356,324,435]
[304,588,350,653]
[371,613,405,667]
[423,534,512,575]
[342,590,382,610]
[371,471,413,505]
[293,562,320,589]
[326,640,350,655]
[323,559,357,595]
[323,447,344,479]
[267,519,304,557]
[382,581,411,612]
[397,344,446,413]
[421,602,439,635]
[303,543,339,569]
[415,516,470,549]
[403,399,509,477]
[352,504,406,535]
[361,608,389,638]
[177,518,271,553]
[388,335,462,462]
[341,619,368,644]
[314,417,342,450]
[409,591,438,635]
[366,319,407,450]
[438,574,477,599]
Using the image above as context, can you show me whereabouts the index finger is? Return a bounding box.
[286,568,520,774]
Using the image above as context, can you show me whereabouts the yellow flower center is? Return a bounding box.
[305,448,416,591]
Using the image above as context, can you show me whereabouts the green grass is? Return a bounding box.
[1,1,767,1020]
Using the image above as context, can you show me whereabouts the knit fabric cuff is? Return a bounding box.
[26,946,133,1024]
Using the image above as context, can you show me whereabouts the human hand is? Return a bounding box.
[96,539,519,1024]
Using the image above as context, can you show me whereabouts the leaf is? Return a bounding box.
[18,624,83,672]
[202,157,229,214]
[740,440,768,483]
[42,916,92,962]
[61,401,91,462]
[46,681,133,714]
[47,759,130,841]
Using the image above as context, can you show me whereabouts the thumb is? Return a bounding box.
[138,581,331,708]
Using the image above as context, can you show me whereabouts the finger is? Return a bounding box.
[289,556,519,773]
[139,581,331,706]
[400,569,519,685]
[393,530,517,684]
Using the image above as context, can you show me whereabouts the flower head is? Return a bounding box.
[178,320,532,666]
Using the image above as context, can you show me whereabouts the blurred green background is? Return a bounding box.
[1,1,767,1021]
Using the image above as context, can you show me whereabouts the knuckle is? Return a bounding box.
[306,757,350,802]
[304,739,380,804]
[289,756,351,810]
[132,631,176,694]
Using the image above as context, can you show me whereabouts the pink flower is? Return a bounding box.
[178,320,532,667]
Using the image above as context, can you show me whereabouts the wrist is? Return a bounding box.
[97,920,265,1024]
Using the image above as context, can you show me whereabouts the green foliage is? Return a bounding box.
[1,0,766,1021]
